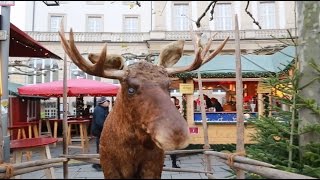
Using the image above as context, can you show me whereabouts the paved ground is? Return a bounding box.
[11,137,233,179]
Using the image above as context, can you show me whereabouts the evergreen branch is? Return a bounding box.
[298,77,320,90]
[270,35,293,46]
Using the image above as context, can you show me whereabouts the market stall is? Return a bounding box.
[170,46,296,144]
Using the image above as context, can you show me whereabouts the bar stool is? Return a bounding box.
[39,119,64,147]
[38,118,52,137]
[26,120,40,138]
[8,124,28,140]
[67,119,90,153]
[8,124,32,161]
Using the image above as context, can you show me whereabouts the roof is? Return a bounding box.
[156,46,295,78]
[8,81,23,96]
[9,81,49,99]
[18,78,120,97]
[9,23,62,59]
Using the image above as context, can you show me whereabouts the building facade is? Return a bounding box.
[9,1,297,117]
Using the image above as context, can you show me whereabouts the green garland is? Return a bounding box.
[170,62,293,79]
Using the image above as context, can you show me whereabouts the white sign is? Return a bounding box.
[0,30,7,41]
[0,1,15,6]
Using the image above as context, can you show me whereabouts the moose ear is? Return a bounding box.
[88,53,125,70]
[158,40,184,68]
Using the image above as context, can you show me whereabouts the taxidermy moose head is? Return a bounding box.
[59,23,229,178]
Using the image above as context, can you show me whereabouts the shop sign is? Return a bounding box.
[257,82,271,93]
[189,127,199,134]
[179,83,194,94]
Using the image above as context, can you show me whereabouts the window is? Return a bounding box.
[172,3,190,31]
[43,101,57,118]
[27,100,38,121]
[70,59,101,81]
[27,58,59,84]
[49,15,65,32]
[259,1,276,29]
[87,15,103,32]
[214,3,232,30]
[123,16,139,32]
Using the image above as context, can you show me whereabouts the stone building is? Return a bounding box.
[9,1,297,118]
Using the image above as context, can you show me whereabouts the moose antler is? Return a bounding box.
[164,28,229,75]
[58,21,126,80]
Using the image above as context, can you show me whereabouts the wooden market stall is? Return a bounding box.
[169,46,296,145]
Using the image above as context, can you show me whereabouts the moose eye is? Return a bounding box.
[128,87,136,95]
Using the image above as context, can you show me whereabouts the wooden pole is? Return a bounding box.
[0,158,67,173]
[197,70,212,173]
[163,167,211,174]
[0,163,65,179]
[62,53,69,178]
[165,149,212,155]
[189,25,212,173]
[215,157,316,179]
[204,151,275,168]
[234,14,245,179]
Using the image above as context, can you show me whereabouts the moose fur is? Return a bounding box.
[59,24,229,179]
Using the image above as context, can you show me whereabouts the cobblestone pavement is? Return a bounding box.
[12,137,233,179]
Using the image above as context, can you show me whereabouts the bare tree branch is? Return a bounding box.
[135,1,141,7]
[209,1,217,21]
[196,1,216,28]
[245,1,262,29]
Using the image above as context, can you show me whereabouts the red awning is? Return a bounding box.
[9,23,61,59]
[18,79,120,97]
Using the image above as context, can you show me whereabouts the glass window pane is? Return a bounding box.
[259,2,275,29]
[87,16,103,32]
[214,3,232,30]
[50,16,63,32]
[124,16,139,32]
[44,71,50,82]
[173,3,189,31]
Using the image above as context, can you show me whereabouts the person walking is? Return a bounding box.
[91,97,110,171]
[169,96,181,168]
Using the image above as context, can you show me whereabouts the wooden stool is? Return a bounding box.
[8,124,32,161]
[8,124,28,140]
[26,121,40,138]
[67,120,90,153]
[39,118,52,137]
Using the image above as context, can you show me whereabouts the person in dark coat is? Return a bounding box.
[92,97,110,171]
[211,97,224,112]
[168,96,181,168]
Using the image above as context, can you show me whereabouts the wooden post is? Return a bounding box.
[62,53,69,178]
[197,70,212,173]
[234,14,245,179]
[257,93,263,119]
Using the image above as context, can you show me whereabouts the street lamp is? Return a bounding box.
[43,1,60,6]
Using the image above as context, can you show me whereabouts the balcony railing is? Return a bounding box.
[26,28,296,42]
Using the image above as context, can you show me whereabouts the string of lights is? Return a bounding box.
[11,37,50,56]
